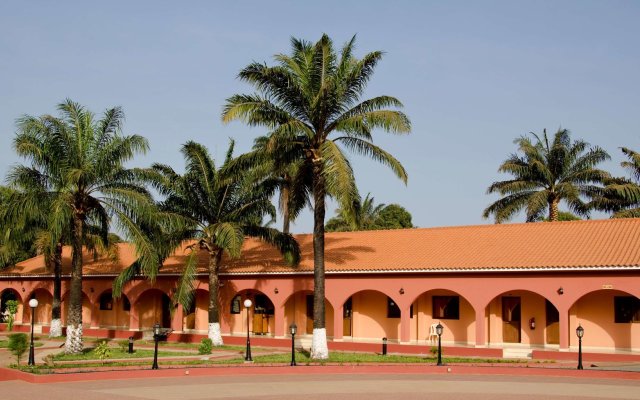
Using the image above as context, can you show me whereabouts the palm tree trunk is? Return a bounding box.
[549,197,559,222]
[207,249,224,346]
[311,159,328,359]
[49,242,63,337]
[281,180,291,234]
[64,216,84,354]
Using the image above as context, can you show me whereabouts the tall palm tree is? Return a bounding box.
[591,147,640,218]
[138,140,300,345]
[483,128,610,223]
[223,34,410,358]
[12,99,157,353]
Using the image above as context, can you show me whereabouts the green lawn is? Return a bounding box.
[0,340,44,348]
[52,347,195,361]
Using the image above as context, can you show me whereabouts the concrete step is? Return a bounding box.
[503,347,532,359]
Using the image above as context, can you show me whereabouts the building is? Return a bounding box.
[1,218,639,354]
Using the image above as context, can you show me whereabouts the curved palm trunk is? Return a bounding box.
[49,242,63,337]
[207,250,224,346]
[311,160,328,359]
[281,179,291,234]
[64,216,84,354]
[549,197,560,222]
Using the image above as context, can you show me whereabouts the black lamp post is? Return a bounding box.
[244,299,253,361]
[152,323,161,370]
[27,298,38,366]
[289,323,297,366]
[576,324,584,370]
[436,322,444,366]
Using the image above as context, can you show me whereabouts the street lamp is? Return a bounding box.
[244,299,253,362]
[27,298,38,366]
[576,324,584,370]
[435,322,444,366]
[152,323,161,370]
[289,323,297,366]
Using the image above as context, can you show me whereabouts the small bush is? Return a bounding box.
[430,346,438,356]
[8,333,28,364]
[198,338,213,355]
[4,300,19,331]
[94,340,111,363]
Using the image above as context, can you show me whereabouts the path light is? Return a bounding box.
[576,324,584,370]
[28,298,38,366]
[244,299,253,361]
[289,323,297,366]
[152,323,161,369]
[436,322,444,366]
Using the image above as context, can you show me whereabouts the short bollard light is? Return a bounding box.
[576,324,584,370]
[152,323,161,370]
[436,323,444,366]
[28,298,39,366]
[289,323,297,366]
[128,336,134,354]
[244,299,253,362]
[382,337,388,356]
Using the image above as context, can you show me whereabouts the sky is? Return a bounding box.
[1,1,639,234]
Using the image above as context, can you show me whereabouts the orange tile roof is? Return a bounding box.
[5,218,640,278]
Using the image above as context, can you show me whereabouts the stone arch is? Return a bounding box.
[569,289,640,351]
[134,288,171,329]
[338,289,401,341]
[283,290,335,337]
[484,289,559,347]
[411,288,475,345]
[23,288,53,325]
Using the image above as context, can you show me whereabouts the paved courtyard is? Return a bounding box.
[1,371,639,400]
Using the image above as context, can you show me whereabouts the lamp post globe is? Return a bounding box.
[289,323,297,366]
[435,323,443,366]
[244,299,253,361]
[28,298,38,366]
[576,324,584,370]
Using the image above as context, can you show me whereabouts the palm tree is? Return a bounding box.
[138,140,300,345]
[326,193,385,232]
[591,147,640,218]
[483,128,610,223]
[12,100,157,353]
[223,34,410,358]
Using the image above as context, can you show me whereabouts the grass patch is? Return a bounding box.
[52,347,193,361]
[0,340,44,348]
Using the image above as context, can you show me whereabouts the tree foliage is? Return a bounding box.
[483,128,610,223]
[591,147,640,218]
[326,193,413,231]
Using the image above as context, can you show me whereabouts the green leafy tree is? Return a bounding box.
[12,100,157,354]
[375,204,414,229]
[3,300,19,331]
[124,140,300,345]
[223,35,410,358]
[591,147,640,218]
[483,128,610,223]
[8,333,28,365]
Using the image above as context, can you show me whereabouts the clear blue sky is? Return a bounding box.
[1,1,639,233]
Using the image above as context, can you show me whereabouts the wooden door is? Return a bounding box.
[306,295,314,334]
[502,296,521,343]
[545,300,559,344]
[343,297,352,336]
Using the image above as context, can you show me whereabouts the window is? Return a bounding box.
[614,296,640,323]
[254,294,274,315]
[432,296,460,320]
[387,297,400,318]
[99,292,113,311]
[230,295,241,314]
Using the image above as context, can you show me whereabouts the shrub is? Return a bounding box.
[8,333,28,364]
[198,338,213,355]
[430,346,438,356]
[4,300,19,331]
[94,340,111,363]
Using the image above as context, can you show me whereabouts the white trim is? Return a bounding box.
[2,264,640,279]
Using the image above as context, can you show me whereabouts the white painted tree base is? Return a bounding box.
[311,328,329,359]
[64,324,83,354]
[208,323,224,346]
[49,318,62,337]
